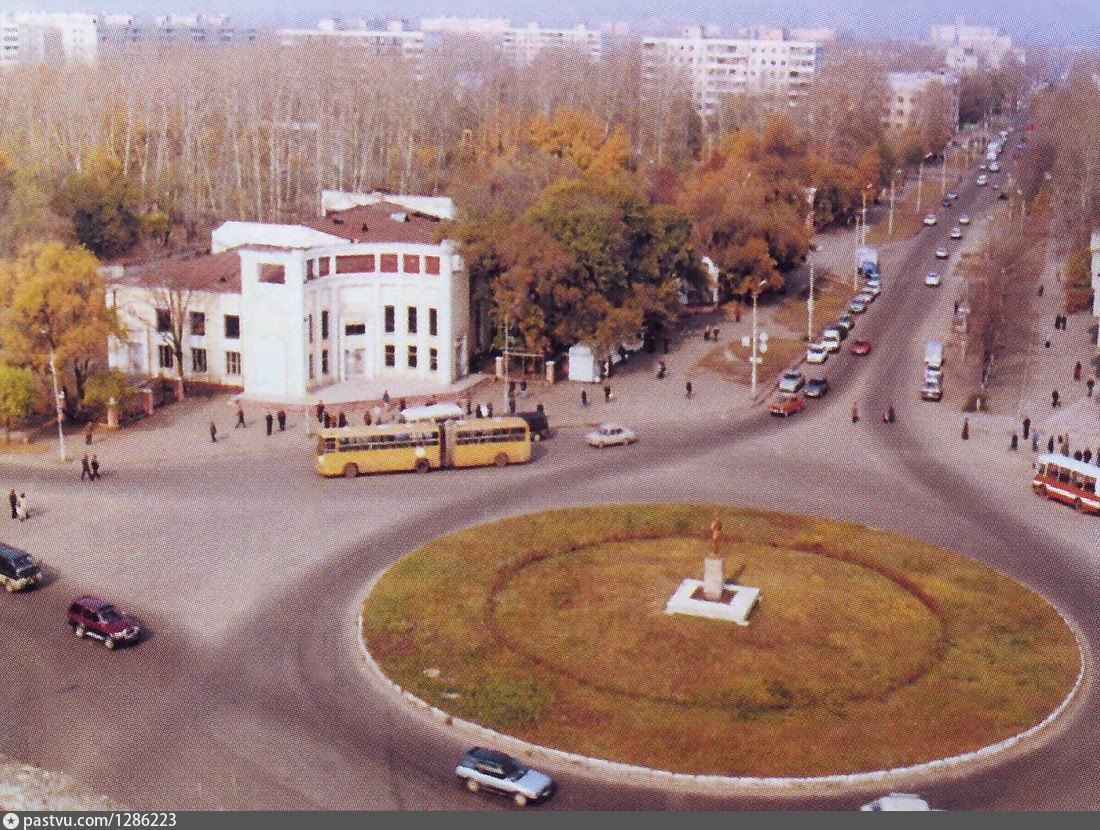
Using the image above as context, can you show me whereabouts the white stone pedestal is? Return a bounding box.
[665,579,761,626]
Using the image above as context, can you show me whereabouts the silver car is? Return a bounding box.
[456,747,555,807]
[586,422,637,448]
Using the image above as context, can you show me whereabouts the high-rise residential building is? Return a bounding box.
[884,71,960,134]
[930,17,1023,72]
[499,23,603,66]
[419,17,510,38]
[279,19,424,72]
[642,26,822,120]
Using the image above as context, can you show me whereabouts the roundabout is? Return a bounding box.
[361,504,1081,779]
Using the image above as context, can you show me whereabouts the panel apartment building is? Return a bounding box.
[642,26,822,120]
[278,19,424,73]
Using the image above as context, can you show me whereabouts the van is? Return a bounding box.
[924,340,944,370]
[0,543,42,592]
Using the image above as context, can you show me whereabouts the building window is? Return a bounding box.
[224,315,240,339]
[425,255,441,275]
[380,253,399,273]
[335,254,375,274]
[308,314,314,344]
[384,344,395,367]
[308,354,314,380]
[407,306,417,334]
[407,345,418,368]
[345,323,366,336]
[189,311,206,336]
[321,349,329,375]
[384,305,395,333]
[321,310,329,340]
[156,308,171,333]
[429,347,438,371]
[429,308,438,336]
[191,348,207,373]
[226,351,241,375]
[158,344,174,369]
[403,253,420,273]
[318,257,331,277]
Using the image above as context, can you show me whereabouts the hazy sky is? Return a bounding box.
[5,0,1098,45]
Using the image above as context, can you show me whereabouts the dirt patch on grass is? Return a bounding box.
[697,336,807,389]
[362,505,1080,777]
[770,273,856,337]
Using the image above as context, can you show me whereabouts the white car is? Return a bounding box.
[863,280,881,296]
[924,272,941,286]
[854,290,876,304]
[976,174,989,186]
[989,161,1001,172]
[806,343,829,364]
[585,423,637,448]
[935,247,949,259]
[861,793,936,811]
[923,213,937,226]
[959,214,971,225]
[950,226,963,239]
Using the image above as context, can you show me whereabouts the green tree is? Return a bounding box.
[53,147,142,258]
[0,364,36,442]
[0,241,124,407]
[82,368,138,411]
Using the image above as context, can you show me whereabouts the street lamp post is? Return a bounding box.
[46,342,68,462]
[887,168,902,236]
[860,186,869,249]
[807,254,815,343]
[916,160,924,214]
[743,282,769,399]
[940,145,948,195]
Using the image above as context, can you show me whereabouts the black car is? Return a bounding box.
[804,378,830,399]
[516,410,551,441]
[0,543,42,592]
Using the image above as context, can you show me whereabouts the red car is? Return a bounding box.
[769,393,806,417]
[67,595,142,649]
[849,338,872,355]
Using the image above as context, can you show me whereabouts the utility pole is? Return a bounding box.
[916,160,924,214]
[45,338,68,462]
[807,255,815,343]
[502,312,510,408]
[940,145,948,195]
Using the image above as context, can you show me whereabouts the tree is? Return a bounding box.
[0,364,35,442]
[0,241,124,408]
[53,147,142,258]
[149,280,194,394]
[82,367,138,411]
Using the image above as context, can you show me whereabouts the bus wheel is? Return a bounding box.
[415,459,430,474]
[342,463,358,479]
[494,453,509,468]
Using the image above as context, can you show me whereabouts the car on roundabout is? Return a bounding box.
[806,343,829,364]
[861,793,936,811]
[456,747,556,808]
[849,338,872,355]
[935,246,949,259]
[924,271,941,286]
[769,392,806,417]
[959,213,971,225]
[923,213,938,226]
[67,595,142,649]
[950,226,963,240]
[804,377,830,398]
[585,422,637,448]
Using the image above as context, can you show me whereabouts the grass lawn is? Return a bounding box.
[362,505,1080,777]
[770,273,856,338]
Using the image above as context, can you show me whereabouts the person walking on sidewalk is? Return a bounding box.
[1052,389,1060,408]
[210,421,218,443]
[685,380,693,399]
[1088,377,1095,398]
[235,401,246,428]
[84,422,94,445]
[1010,432,1018,451]
[265,411,273,435]
[1022,416,1031,439]
[8,489,16,520]
[603,384,612,403]
[581,389,588,407]
[90,455,100,481]
[1047,435,1055,453]
[961,417,969,440]
[277,409,286,431]
[1031,431,1040,452]
[1074,361,1082,382]
[81,454,91,481]
[16,492,27,522]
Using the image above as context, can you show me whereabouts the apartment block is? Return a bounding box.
[278,19,424,72]
[930,17,1023,72]
[499,23,603,66]
[884,71,960,133]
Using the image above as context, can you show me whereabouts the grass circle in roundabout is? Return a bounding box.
[361,504,1080,777]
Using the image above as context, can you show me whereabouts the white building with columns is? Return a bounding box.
[106,192,470,403]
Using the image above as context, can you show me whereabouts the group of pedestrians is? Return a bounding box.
[79,454,101,481]
[7,489,28,522]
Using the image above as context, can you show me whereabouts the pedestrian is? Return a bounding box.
[398,398,406,412]
[277,409,286,431]
[603,384,612,403]
[1074,450,1083,462]
[8,488,17,520]
[851,402,859,424]
[382,389,390,406]
[508,380,516,398]
[657,360,666,379]
[1074,361,1082,382]
[486,402,493,417]
[1031,431,1039,452]
[84,422,94,445]
[887,404,896,423]
[1052,389,1060,408]
[338,411,347,428]
[1037,283,1044,297]
[1084,449,1093,464]
[703,328,710,342]
[685,380,693,399]
[1088,377,1095,397]
[581,389,588,407]
[316,400,325,423]
[663,338,670,354]
[81,453,91,481]
[1047,435,1055,454]
[466,397,473,415]
[16,492,27,522]
[536,403,544,413]
[364,410,372,426]
[1010,432,1018,451]
[210,421,218,443]
[519,380,528,398]
[266,411,273,435]
[508,397,516,414]
[235,401,246,428]
[1022,417,1031,439]
[953,301,959,315]
[90,454,100,481]
[961,417,969,440]
[1045,339,1051,349]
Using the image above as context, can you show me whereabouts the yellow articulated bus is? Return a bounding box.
[315,416,532,478]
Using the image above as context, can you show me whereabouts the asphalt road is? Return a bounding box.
[4,119,1097,811]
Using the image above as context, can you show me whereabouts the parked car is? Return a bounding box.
[516,410,551,441]
[804,377,830,398]
[456,747,555,807]
[935,247,949,259]
[67,595,142,649]
[978,162,988,171]
[940,196,953,208]
[848,297,868,314]
[0,543,42,592]
[769,392,806,417]
[806,343,829,364]
[824,323,848,342]
[861,793,935,811]
[863,280,881,296]
[976,174,989,186]
[921,379,944,402]
[821,331,842,353]
[834,314,856,333]
[946,190,958,201]
[854,290,876,305]
[924,271,941,286]
[959,213,971,225]
[778,370,805,393]
[585,423,637,448]
[950,226,963,239]
[988,161,1001,172]
[923,213,938,226]
[849,338,872,355]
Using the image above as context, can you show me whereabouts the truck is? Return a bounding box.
[924,340,944,369]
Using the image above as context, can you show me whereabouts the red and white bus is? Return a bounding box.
[1032,453,1100,514]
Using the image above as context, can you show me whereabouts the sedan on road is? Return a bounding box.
[834,314,856,333]
[849,338,872,355]
[769,392,806,417]
[959,214,971,225]
[854,290,876,305]
[848,297,869,314]
[804,377,830,398]
[923,213,938,226]
[976,174,989,186]
[950,227,963,240]
[778,370,806,393]
[67,596,142,649]
[585,423,637,448]
[924,272,942,286]
[456,747,556,808]
[935,247,949,259]
[806,343,829,364]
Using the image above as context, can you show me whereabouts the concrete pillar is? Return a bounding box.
[545,360,555,384]
[703,558,724,601]
[141,387,154,416]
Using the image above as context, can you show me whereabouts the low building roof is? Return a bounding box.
[303,201,446,246]
[108,250,242,294]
